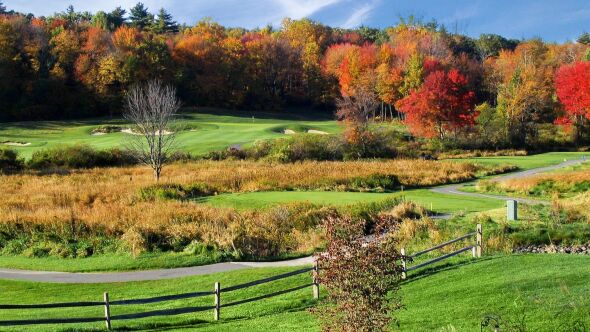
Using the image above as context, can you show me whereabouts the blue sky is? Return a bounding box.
[5,0,590,42]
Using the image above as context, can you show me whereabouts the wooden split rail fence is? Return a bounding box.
[401,223,482,279]
[0,263,320,330]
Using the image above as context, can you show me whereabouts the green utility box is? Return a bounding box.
[507,200,518,221]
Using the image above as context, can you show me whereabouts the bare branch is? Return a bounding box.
[124,80,181,181]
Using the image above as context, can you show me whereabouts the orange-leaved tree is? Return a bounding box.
[397,68,476,139]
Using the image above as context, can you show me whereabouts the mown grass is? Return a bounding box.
[199,189,504,214]
[0,255,587,331]
[0,109,340,159]
[450,152,590,170]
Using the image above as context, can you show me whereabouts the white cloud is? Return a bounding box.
[275,0,343,19]
[341,0,379,28]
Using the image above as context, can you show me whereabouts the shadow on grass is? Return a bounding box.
[400,255,503,285]
[113,300,316,331]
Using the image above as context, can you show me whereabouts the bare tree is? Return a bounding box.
[336,87,379,125]
[124,80,181,181]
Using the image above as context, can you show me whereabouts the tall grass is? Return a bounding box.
[0,159,503,258]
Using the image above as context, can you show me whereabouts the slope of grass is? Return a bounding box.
[0,109,340,159]
[198,189,504,214]
[0,255,587,331]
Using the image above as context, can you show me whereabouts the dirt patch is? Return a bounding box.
[307,129,328,135]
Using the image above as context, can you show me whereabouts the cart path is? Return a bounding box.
[0,157,587,283]
[430,156,589,205]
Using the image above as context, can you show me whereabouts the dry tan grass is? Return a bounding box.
[0,159,494,256]
[495,168,590,194]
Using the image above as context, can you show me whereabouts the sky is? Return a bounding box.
[5,0,590,42]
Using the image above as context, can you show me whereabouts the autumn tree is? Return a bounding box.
[555,62,590,142]
[397,69,476,139]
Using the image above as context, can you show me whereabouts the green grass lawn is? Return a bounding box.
[450,152,590,170]
[198,189,504,214]
[0,108,340,159]
[0,255,587,331]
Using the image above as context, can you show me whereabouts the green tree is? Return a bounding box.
[577,32,590,45]
[153,8,178,33]
[0,2,6,14]
[109,7,127,30]
[476,33,519,59]
[399,52,423,97]
[129,2,153,29]
[92,11,109,30]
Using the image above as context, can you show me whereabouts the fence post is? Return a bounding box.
[214,282,220,321]
[312,261,320,300]
[103,292,111,331]
[400,248,407,280]
[476,223,482,258]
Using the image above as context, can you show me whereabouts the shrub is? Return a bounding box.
[27,144,136,169]
[0,148,23,172]
[313,214,403,331]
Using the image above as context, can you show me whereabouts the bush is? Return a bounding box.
[138,183,213,201]
[206,130,399,163]
[0,148,24,172]
[313,214,403,331]
[27,144,136,169]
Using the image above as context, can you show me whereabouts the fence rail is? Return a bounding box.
[0,263,319,330]
[401,223,482,279]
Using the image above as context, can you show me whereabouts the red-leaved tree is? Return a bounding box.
[396,69,476,139]
[555,61,590,142]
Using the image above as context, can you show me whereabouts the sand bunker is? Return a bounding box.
[3,141,31,146]
[91,132,107,136]
[121,128,174,136]
[283,129,296,135]
[307,129,328,135]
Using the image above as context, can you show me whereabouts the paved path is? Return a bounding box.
[0,157,586,283]
[0,257,314,283]
[430,157,589,206]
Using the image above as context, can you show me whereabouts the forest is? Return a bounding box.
[2,2,590,150]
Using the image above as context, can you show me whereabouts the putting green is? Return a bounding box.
[0,109,340,159]
[197,189,504,213]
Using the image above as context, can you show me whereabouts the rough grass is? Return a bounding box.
[476,162,590,198]
[0,159,494,230]
[0,255,587,331]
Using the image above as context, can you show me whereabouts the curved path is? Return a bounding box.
[430,156,589,205]
[0,157,587,283]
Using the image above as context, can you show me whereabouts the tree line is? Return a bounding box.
[2,2,590,148]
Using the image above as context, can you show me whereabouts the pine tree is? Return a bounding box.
[153,8,178,33]
[109,7,127,30]
[129,2,153,29]
[0,1,6,14]
[577,32,590,45]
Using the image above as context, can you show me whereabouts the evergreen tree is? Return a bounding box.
[129,2,153,29]
[109,7,127,30]
[153,8,178,33]
[0,2,6,14]
[577,32,590,45]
